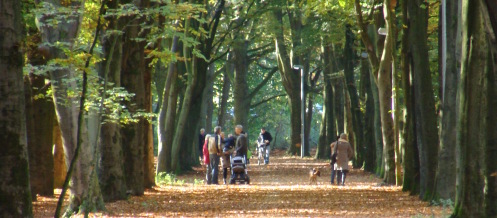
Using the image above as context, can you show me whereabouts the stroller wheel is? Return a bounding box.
[246,175,250,185]
[230,178,235,184]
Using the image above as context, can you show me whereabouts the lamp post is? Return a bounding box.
[293,65,304,158]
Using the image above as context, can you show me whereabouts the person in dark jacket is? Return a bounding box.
[234,125,248,157]
[221,133,236,184]
[257,127,273,164]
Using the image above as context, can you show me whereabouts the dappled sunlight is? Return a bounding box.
[33,150,446,217]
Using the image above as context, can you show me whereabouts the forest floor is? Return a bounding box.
[33,149,450,217]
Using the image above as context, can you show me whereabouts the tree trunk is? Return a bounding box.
[143,56,155,188]
[344,26,365,168]
[0,0,32,214]
[452,0,487,215]
[53,120,66,188]
[233,39,251,128]
[25,30,55,198]
[97,2,127,201]
[377,0,396,184]
[121,0,150,195]
[271,9,302,155]
[435,0,460,201]
[400,0,419,195]
[218,56,232,127]
[361,56,376,172]
[334,79,345,135]
[37,0,105,214]
[157,36,180,173]
[25,74,55,199]
[408,0,440,199]
[172,0,225,172]
[481,1,497,216]
[316,44,335,159]
[304,90,314,156]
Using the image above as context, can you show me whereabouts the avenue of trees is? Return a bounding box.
[1,0,497,217]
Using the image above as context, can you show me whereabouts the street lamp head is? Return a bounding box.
[293,65,303,70]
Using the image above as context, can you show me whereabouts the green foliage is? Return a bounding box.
[155,172,185,186]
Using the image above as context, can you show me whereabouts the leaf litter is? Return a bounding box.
[33,149,447,217]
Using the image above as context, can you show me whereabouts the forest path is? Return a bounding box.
[34,149,447,217]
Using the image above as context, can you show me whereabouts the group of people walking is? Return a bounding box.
[198,127,353,186]
[199,125,248,185]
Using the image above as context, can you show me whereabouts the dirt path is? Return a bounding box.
[34,150,447,217]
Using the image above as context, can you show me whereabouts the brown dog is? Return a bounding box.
[309,168,321,185]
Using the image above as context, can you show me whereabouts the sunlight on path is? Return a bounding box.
[33,150,447,217]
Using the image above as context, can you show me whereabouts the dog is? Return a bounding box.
[309,168,321,185]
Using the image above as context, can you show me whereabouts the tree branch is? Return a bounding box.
[248,66,278,99]
[250,93,287,108]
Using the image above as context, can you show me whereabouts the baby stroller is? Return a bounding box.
[229,155,250,184]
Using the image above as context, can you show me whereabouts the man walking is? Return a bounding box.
[207,126,222,184]
[257,127,273,164]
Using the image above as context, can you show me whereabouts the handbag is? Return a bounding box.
[331,141,339,165]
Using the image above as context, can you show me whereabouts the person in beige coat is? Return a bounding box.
[330,133,354,185]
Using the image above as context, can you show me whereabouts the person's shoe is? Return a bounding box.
[223,179,227,185]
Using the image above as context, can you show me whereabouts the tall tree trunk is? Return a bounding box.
[233,38,251,129]
[25,74,55,199]
[218,55,232,127]
[325,79,336,158]
[361,55,376,172]
[97,1,127,201]
[408,0,440,199]
[53,120,66,188]
[377,0,396,184]
[171,0,225,172]
[37,0,105,214]
[453,0,487,215]
[316,44,334,159]
[25,31,54,198]
[355,0,384,176]
[334,79,345,135]
[400,0,420,195]
[271,9,302,155]
[121,0,150,195]
[482,1,497,216]
[157,36,180,173]
[143,57,155,188]
[344,26,365,168]
[453,0,497,216]
[435,0,460,201]
[0,0,32,215]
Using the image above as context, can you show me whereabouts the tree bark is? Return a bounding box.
[482,1,497,216]
[218,54,232,127]
[344,26,365,168]
[435,0,460,201]
[377,0,396,184]
[53,120,66,188]
[334,79,345,135]
[400,0,420,195]
[453,0,487,215]
[97,0,127,201]
[408,0,440,199]
[316,44,335,159]
[171,0,225,172]
[157,36,180,173]
[271,9,302,155]
[361,55,376,172]
[0,0,32,215]
[36,0,105,214]
[233,38,251,129]
[25,31,55,198]
[120,0,150,195]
